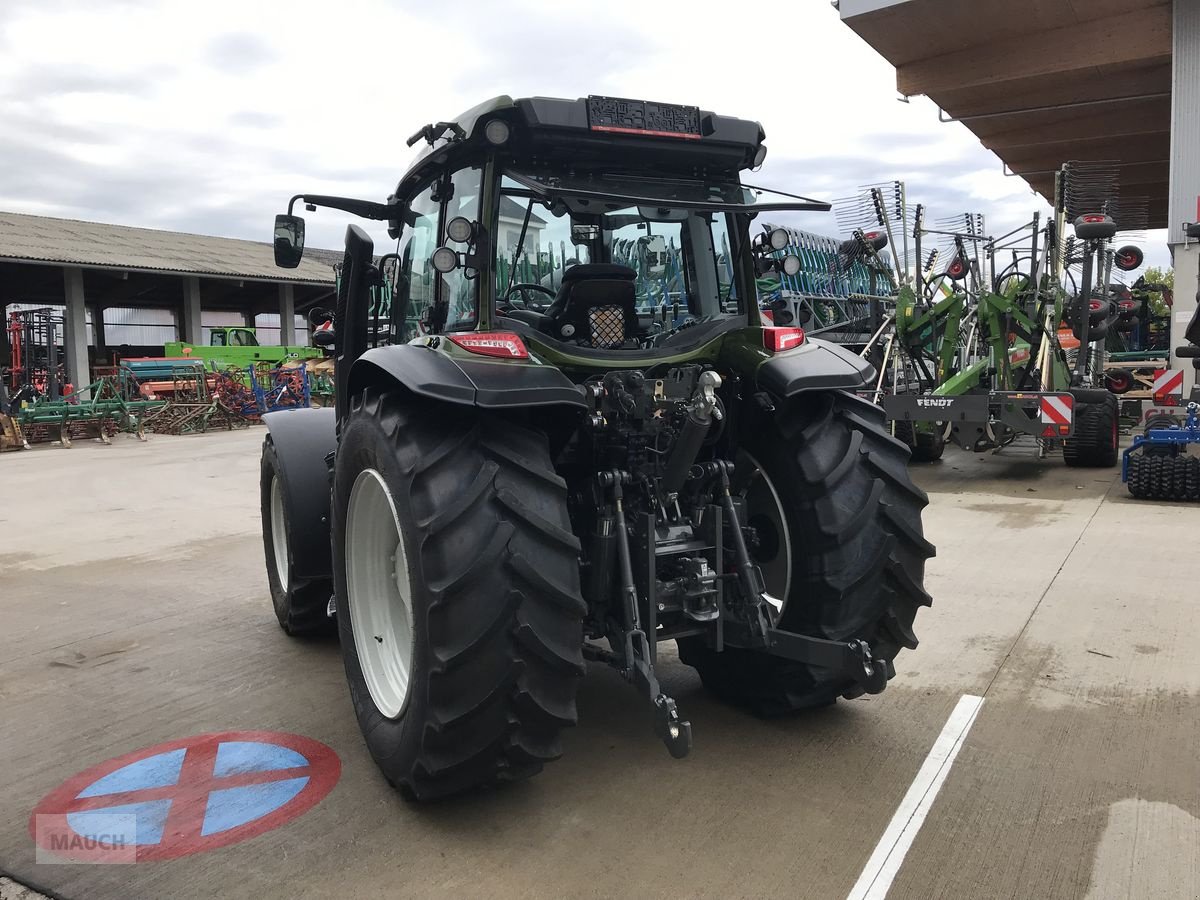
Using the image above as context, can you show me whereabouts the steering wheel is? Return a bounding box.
[503,283,556,313]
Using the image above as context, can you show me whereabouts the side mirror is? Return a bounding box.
[571,224,600,245]
[274,214,306,268]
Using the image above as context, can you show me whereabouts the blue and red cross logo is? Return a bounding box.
[31,730,340,862]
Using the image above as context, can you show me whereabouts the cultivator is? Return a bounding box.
[142,362,311,434]
[8,374,164,447]
[1124,403,1200,500]
[1122,222,1200,500]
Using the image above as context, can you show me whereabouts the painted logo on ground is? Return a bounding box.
[30,731,340,862]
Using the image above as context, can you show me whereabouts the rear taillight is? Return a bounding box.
[763,326,805,352]
[447,332,529,359]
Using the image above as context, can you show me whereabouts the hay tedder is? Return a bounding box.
[859,162,1148,467]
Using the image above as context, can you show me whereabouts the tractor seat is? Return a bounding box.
[539,264,640,348]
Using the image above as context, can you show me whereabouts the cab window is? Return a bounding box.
[391,166,483,339]
[393,183,439,341]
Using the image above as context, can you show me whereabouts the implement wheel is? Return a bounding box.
[332,389,585,800]
[893,419,946,462]
[1063,391,1119,468]
[680,392,934,714]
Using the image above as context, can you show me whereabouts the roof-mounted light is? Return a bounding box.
[484,119,511,146]
[445,216,475,244]
[752,144,767,168]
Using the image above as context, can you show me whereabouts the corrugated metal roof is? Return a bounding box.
[0,211,336,284]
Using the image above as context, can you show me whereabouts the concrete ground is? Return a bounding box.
[1,427,1197,899]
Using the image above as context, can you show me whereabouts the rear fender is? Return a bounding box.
[263,407,336,581]
[348,343,588,410]
[756,337,875,398]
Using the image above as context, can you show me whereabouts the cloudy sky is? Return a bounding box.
[0,0,1167,272]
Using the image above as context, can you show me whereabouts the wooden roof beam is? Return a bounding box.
[977,99,1170,148]
[897,6,1171,97]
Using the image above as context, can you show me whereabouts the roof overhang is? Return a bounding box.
[840,0,1172,227]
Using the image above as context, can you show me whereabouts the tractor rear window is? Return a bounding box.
[498,177,740,325]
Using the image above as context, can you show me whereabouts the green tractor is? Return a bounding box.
[164,327,321,368]
[260,95,933,800]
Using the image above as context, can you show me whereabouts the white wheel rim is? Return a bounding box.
[737,450,792,618]
[270,475,290,592]
[345,468,415,720]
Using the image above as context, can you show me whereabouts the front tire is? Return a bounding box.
[261,437,335,636]
[332,390,585,800]
[680,391,934,715]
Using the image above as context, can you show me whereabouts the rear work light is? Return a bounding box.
[763,326,805,353]
[447,332,529,359]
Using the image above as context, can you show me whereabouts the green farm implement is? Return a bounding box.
[872,163,1147,467]
[8,374,164,447]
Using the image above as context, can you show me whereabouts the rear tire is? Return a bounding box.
[679,391,934,715]
[332,389,585,800]
[1063,391,1119,468]
[261,437,335,636]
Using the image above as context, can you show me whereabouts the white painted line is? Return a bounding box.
[846,694,986,900]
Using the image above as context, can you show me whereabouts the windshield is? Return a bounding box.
[506,170,830,213]
[498,176,740,328]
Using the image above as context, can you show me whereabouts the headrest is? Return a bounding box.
[562,263,637,283]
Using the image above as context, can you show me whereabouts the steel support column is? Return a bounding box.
[62,267,90,397]
[279,282,296,346]
[181,276,202,344]
[1169,0,1200,394]
[89,302,107,357]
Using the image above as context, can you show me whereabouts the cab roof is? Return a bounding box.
[395,95,768,195]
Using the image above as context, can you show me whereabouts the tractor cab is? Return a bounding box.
[209,327,260,348]
[272,95,830,371]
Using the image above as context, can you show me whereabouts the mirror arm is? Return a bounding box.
[287,194,400,221]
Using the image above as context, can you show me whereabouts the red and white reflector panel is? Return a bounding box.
[1152,368,1183,401]
[1039,393,1074,427]
[447,332,529,359]
[763,326,805,353]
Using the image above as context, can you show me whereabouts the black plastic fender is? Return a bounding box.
[757,337,875,397]
[348,343,588,410]
[262,407,337,582]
